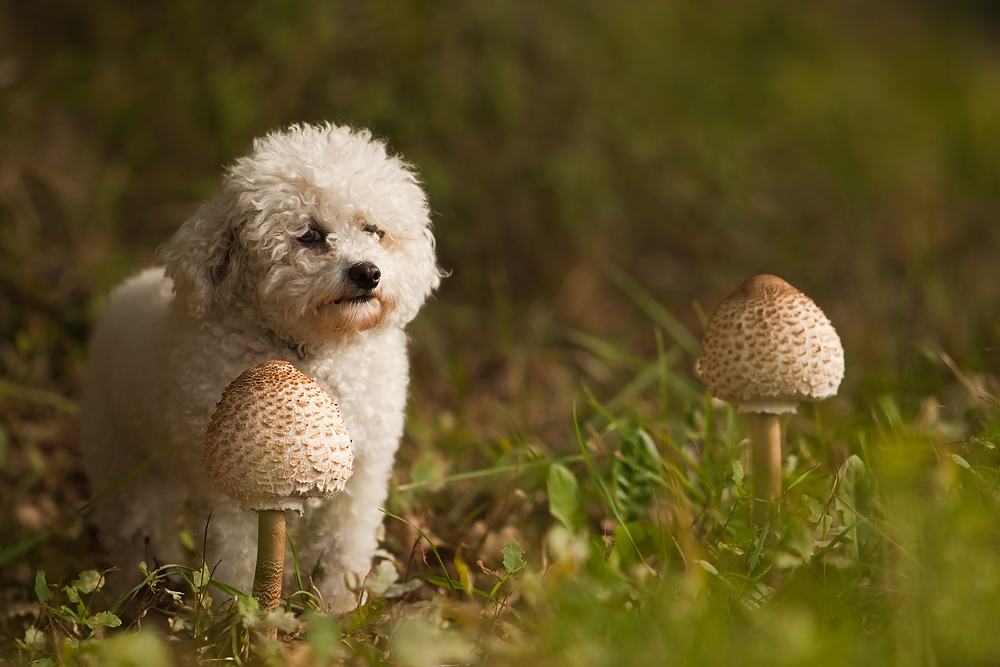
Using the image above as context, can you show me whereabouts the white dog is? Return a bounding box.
[80,123,441,611]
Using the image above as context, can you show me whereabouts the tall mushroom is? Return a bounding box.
[697,275,844,519]
[204,360,353,628]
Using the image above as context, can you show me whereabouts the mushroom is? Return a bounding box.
[203,360,353,627]
[697,275,844,517]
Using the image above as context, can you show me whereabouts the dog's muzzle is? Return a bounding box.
[333,261,381,305]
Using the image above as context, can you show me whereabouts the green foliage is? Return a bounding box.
[834,454,881,563]
[502,541,526,575]
[547,463,585,534]
[304,610,341,665]
[12,560,328,665]
[611,426,662,523]
[67,632,172,667]
[34,571,49,604]
[37,569,121,634]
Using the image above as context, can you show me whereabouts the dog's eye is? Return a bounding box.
[297,228,326,245]
[363,224,385,241]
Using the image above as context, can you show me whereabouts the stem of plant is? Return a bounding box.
[253,509,286,640]
[750,412,782,523]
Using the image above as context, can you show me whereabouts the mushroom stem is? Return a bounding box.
[749,413,782,520]
[252,508,286,635]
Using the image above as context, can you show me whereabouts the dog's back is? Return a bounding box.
[81,268,193,581]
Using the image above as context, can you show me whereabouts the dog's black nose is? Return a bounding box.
[347,261,381,290]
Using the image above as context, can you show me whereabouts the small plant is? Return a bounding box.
[17,570,122,665]
[15,560,303,666]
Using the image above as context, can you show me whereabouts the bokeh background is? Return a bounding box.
[3,0,1000,613]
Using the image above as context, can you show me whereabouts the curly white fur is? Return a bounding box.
[80,123,441,611]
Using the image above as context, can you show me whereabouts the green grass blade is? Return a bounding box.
[571,404,643,562]
[382,510,459,598]
[604,264,701,358]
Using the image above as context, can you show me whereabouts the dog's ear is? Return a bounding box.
[156,192,244,318]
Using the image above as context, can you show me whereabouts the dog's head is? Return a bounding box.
[157,123,442,345]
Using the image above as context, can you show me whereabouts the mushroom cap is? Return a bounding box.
[204,360,354,513]
[696,274,845,414]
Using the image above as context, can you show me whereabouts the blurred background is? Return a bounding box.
[3,0,1000,599]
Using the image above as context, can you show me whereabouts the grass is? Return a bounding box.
[7,328,1000,665]
[4,0,1000,664]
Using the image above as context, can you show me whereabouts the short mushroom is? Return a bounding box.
[697,275,844,517]
[203,360,353,628]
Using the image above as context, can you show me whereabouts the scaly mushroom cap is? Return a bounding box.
[204,360,354,513]
[696,274,844,414]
